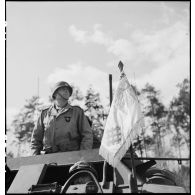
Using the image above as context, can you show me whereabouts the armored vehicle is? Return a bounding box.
[6,148,186,193]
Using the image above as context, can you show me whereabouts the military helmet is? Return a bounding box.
[69,161,98,179]
[52,81,73,99]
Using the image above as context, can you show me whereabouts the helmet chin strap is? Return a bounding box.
[57,92,69,101]
[55,94,68,109]
[55,93,69,109]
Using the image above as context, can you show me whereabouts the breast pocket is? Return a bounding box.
[62,113,79,140]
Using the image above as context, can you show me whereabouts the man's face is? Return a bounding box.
[55,87,70,101]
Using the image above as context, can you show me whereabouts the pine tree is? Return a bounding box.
[10,96,44,156]
[69,85,84,103]
[168,78,190,156]
[141,83,168,157]
[84,87,107,148]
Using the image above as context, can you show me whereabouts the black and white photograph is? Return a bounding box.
[4,1,190,193]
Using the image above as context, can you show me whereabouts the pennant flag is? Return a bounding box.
[99,74,144,167]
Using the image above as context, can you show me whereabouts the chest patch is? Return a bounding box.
[65,116,71,122]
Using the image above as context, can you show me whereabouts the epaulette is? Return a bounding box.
[40,105,51,112]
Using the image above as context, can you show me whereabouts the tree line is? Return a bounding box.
[6,78,190,159]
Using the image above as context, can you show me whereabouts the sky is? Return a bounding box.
[0,1,193,192]
[5,1,190,127]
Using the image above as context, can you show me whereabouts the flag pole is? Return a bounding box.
[102,74,113,189]
[118,61,138,192]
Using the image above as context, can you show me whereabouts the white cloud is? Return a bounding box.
[160,2,175,25]
[107,39,135,61]
[69,24,134,61]
[131,21,189,105]
[135,49,189,106]
[160,2,189,26]
[69,25,89,44]
[68,10,189,105]
[69,20,188,69]
[47,62,110,106]
[69,24,112,46]
[112,22,188,105]
[91,24,112,45]
[134,22,188,62]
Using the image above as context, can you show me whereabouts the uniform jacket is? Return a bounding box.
[31,104,93,155]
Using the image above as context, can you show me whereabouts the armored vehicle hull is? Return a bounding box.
[6,149,186,193]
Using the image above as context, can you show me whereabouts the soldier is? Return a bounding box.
[31,81,93,155]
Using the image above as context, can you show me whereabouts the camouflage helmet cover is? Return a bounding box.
[52,81,73,99]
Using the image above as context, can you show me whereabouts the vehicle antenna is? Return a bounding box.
[37,76,39,98]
